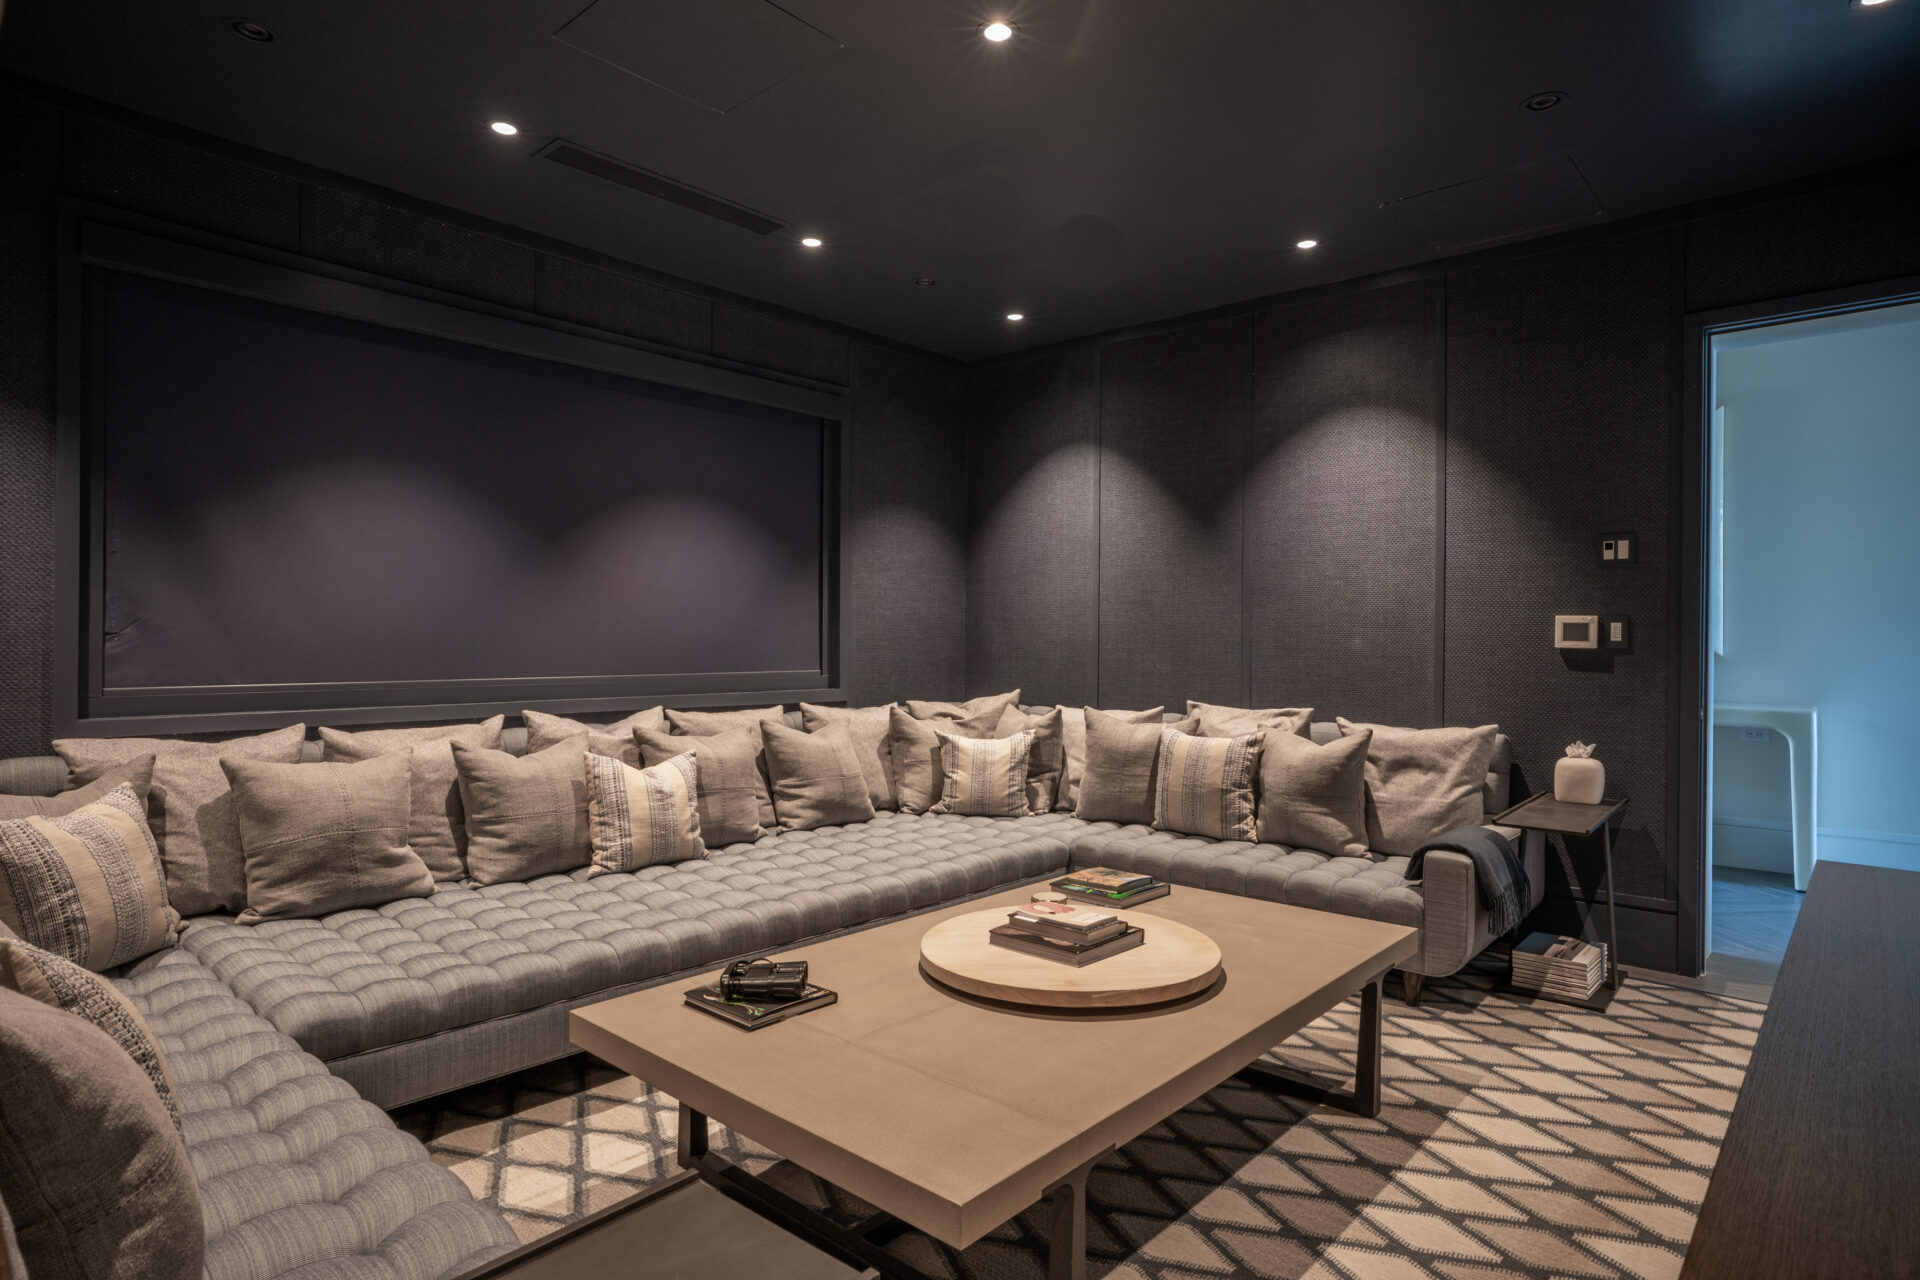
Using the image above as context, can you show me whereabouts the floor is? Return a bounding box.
[394,955,1764,1279]
[1708,866,1802,966]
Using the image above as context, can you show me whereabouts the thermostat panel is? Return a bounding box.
[1554,615,1600,649]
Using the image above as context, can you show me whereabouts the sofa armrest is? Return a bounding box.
[1407,825,1547,976]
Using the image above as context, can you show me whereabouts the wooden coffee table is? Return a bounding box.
[571,883,1417,1280]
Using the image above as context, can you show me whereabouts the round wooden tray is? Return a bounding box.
[919,907,1223,1008]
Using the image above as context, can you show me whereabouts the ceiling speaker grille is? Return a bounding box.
[542,141,785,235]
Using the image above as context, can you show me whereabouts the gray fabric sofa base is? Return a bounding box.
[115,949,518,1280]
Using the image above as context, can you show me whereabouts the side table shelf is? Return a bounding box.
[1493,793,1631,1000]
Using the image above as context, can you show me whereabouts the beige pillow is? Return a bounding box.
[762,722,876,832]
[1154,727,1264,842]
[994,705,1065,813]
[904,690,1021,723]
[453,737,593,885]
[222,752,433,922]
[0,935,183,1133]
[799,703,896,810]
[0,784,176,970]
[1256,729,1371,857]
[1075,708,1193,826]
[318,716,504,882]
[1054,708,1162,813]
[584,751,705,875]
[1336,719,1500,856]
[636,727,767,847]
[931,730,1034,817]
[887,704,1004,815]
[0,757,155,820]
[524,707,667,764]
[665,705,785,740]
[54,724,307,919]
[0,977,202,1275]
[1187,701,1314,739]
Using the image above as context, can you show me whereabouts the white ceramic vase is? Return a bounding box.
[1554,756,1605,805]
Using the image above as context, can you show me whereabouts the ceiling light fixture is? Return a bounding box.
[800,236,824,248]
[1005,312,1025,322]
[230,20,274,41]
[982,21,1015,42]
[489,121,519,136]
[1524,91,1565,112]
[915,277,937,287]
[1858,0,1892,6]
[1295,239,1318,250]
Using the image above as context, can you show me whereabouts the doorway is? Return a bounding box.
[1693,291,1920,973]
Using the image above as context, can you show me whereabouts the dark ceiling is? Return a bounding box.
[5,0,1920,361]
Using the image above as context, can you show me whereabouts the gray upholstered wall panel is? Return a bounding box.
[533,254,712,353]
[845,344,967,705]
[303,188,539,309]
[1686,166,1920,312]
[64,115,303,251]
[1097,317,1250,710]
[1249,279,1442,727]
[0,90,59,760]
[1444,228,1679,908]
[965,348,1100,708]
[713,303,851,385]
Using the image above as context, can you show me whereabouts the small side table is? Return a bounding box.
[1493,793,1631,993]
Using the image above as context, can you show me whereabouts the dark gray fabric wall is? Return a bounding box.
[963,156,1920,972]
[0,94,964,751]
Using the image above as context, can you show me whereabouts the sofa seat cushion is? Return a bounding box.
[1067,824,1424,931]
[179,810,1079,1062]
[113,950,516,1280]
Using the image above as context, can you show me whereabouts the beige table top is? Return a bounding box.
[571,883,1416,1249]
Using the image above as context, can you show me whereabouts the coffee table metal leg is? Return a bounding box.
[677,1101,709,1167]
[1235,973,1385,1119]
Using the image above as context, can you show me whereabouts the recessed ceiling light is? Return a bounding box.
[1858,0,1892,6]
[1005,312,1025,322]
[800,236,824,248]
[1295,239,1319,250]
[915,277,937,287]
[982,21,1015,42]
[1523,91,1565,112]
[230,20,274,42]
[489,121,519,136]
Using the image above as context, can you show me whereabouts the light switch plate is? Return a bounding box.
[1600,532,1637,564]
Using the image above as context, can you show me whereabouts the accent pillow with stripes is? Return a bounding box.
[584,750,706,876]
[1153,727,1265,842]
[0,783,177,971]
[930,730,1034,818]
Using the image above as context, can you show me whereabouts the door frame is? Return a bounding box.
[1676,272,1920,974]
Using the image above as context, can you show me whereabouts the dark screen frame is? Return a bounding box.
[55,205,850,735]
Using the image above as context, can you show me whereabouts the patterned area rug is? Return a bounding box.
[391,958,1761,1279]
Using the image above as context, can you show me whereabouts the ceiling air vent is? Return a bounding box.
[541,140,785,236]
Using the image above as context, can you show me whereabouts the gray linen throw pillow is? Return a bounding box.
[887,704,1004,815]
[1187,701,1314,739]
[318,716,504,882]
[523,707,667,764]
[222,752,433,922]
[904,690,1021,723]
[54,724,307,919]
[0,756,155,820]
[0,985,204,1280]
[1075,707,1196,826]
[994,704,1065,813]
[799,703,897,810]
[664,706,784,828]
[453,737,594,885]
[762,721,876,832]
[1255,728,1372,857]
[1336,719,1500,856]
[636,727,768,847]
[1054,707,1162,812]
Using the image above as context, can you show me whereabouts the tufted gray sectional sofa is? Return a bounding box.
[0,708,1542,1279]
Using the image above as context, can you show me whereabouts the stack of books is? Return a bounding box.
[1051,867,1170,906]
[1510,932,1607,1001]
[683,981,838,1030]
[990,901,1145,966]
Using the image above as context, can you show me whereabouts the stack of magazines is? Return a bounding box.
[1051,867,1170,906]
[683,981,837,1030]
[990,901,1145,966]
[1510,932,1607,1001]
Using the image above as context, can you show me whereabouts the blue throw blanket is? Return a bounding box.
[1404,826,1530,937]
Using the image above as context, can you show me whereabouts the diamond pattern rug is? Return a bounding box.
[391,958,1760,1280]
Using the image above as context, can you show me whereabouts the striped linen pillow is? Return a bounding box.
[930,730,1034,818]
[1153,727,1265,842]
[584,750,706,876]
[0,784,177,971]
